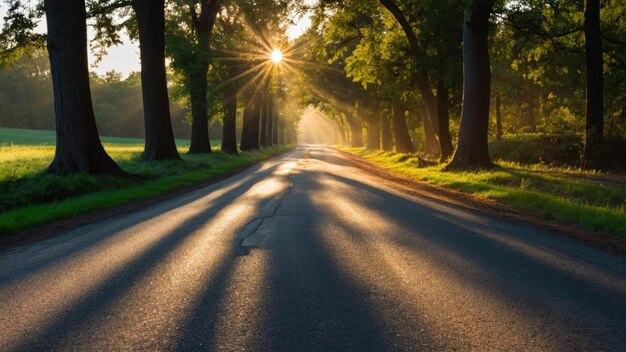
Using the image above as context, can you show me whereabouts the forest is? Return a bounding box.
[0,0,624,173]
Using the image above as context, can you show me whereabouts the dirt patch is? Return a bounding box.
[336,149,626,256]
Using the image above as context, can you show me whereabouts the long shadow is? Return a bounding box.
[0,160,289,286]
[7,160,293,351]
[170,180,409,351]
[298,168,626,348]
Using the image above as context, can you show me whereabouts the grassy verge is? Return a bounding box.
[341,147,626,237]
[0,144,292,234]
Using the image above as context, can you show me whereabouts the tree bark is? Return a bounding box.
[240,94,260,151]
[266,98,274,146]
[44,0,126,176]
[379,0,443,153]
[221,84,238,154]
[447,0,494,169]
[187,68,211,153]
[366,111,381,150]
[583,0,604,169]
[186,0,220,154]
[421,106,439,156]
[132,0,180,161]
[495,91,503,140]
[528,82,536,132]
[381,113,393,151]
[259,99,269,147]
[436,79,454,161]
[270,99,279,145]
[392,102,415,153]
[345,112,363,147]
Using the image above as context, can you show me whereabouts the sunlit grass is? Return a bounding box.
[0,142,293,234]
[342,148,626,237]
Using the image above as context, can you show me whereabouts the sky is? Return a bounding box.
[0,3,315,78]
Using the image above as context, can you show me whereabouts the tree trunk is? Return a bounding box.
[528,82,536,132]
[277,114,285,145]
[221,85,238,154]
[583,0,604,169]
[495,91,503,140]
[187,67,211,153]
[366,111,381,150]
[345,113,363,147]
[271,99,278,145]
[421,106,439,156]
[436,79,454,161]
[44,0,125,176]
[392,102,415,153]
[259,99,269,147]
[378,0,443,154]
[381,113,393,151]
[267,98,274,146]
[240,95,260,151]
[446,0,494,169]
[132,0,180,161]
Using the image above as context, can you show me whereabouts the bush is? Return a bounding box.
[490,133,581,166]
[489,133,626,170]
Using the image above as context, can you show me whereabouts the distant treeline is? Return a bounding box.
[0,51,225,140]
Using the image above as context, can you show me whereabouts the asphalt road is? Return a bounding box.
[1,146,625,351]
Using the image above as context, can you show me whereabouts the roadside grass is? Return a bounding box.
[341,148,626,237]
[0,142,292,234]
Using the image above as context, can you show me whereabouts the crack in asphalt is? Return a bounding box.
[237,176,294,253]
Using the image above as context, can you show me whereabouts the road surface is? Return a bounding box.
[1,146,625,351]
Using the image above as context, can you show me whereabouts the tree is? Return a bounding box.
[582,0,603,169]
[378,0,457,159]
[132,0,180,161]
[446,0,495,169]
[166,0,220,153]
[44,0,126,176]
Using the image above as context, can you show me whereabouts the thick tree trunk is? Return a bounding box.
[132,0,180,161]
[436,79,454,161]
[381,113,393,151]
[240,95,260,151]
[392,102,415,153]
[366,111,381,150]
[583,0,604,169]
[221,85,238,154]
[45,0,125,176]
[495,91,503,139]
[421,106,439,156]
[447,0,494,169]
[187,67,212,153]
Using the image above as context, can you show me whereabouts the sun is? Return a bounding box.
[270,49,283,63]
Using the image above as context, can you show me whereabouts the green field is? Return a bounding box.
[0,127,196,147]
[0,127,291,234]
[342,148,626,237]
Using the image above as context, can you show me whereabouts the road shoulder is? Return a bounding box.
[335,148,626,256]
